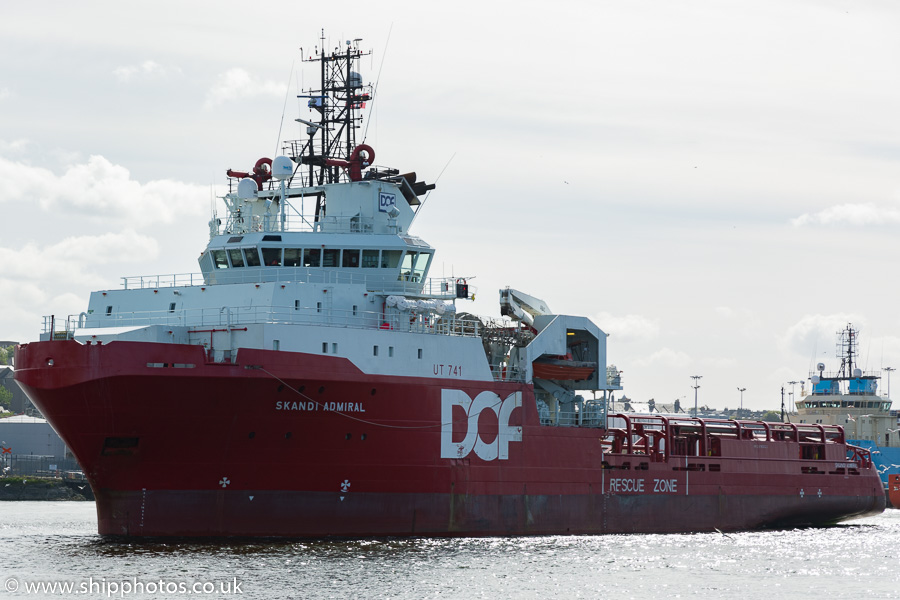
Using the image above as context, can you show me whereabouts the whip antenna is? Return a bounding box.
[275,60,295,156]
[362,22,393,143]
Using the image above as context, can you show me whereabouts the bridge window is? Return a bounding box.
[228,248,245,268]
[284,248,302,267]
[399,251,431,282]
[342,249,361,268]
[362,250,379,268]
[400,252,418,281]
[323,249,340,267]
[245,247,261,267]
[381,250,402,269]
[414,252,431,276]
[212,250,229,269]
[304,248,320,267]
[262,248,282,266]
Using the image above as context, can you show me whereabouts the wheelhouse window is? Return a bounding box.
[399,251,431,282]
[381,250,402,269]
[304,248,321,267]
[212,250,229,269]
[284,248,302,267]
[245,247,261,267]
[262,248,282,266]
[414,252,431,277]
[342,249,361,268]
[361,250,379,268]
[322,249,340,267]
[228,248,245,268]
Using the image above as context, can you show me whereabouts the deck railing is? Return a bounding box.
[120,271,471,300]
[45,304,481,339]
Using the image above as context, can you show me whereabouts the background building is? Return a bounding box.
[0,414,77,475]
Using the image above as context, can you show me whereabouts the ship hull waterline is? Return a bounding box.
[16,340,885,537]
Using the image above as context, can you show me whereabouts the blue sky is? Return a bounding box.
[2,1,900,410]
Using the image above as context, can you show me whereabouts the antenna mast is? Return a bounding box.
[289,32,372,189]
[837,324,858,379]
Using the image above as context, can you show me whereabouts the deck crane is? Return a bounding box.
[499,288,551,327]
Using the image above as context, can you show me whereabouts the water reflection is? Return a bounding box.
[3,503,899,599]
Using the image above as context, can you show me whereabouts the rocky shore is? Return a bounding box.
[0,477,94,501]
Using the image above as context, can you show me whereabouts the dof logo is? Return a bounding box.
[379,192,396,212]
[440,390,522,460]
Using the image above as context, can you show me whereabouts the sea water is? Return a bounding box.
[1,502,898,599]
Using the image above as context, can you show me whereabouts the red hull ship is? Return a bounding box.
[15,37,884,537]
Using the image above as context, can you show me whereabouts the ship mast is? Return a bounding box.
[837,323,858,380]
[287,31,372,219]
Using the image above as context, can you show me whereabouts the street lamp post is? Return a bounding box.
[691,375,702,416]
[737,387,746,416]
[884,367,895,399]
[787,381,800,413]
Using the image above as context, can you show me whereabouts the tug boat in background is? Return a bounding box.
[15,37,884,536]
[794,324,900,503]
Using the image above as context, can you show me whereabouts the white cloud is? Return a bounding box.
[792,202,900,227]
[204,68,287,108]
[0,155,207,224]
[700,356,738,369]
[593,312,659,342]
[778,313,866,358]
[113,60,181,82]
[633,347,692,368]
[0,87,10,100]
[0,232,159,340]
[0,138,30,156]
[0,232,158,284]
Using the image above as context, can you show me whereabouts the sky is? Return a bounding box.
[2,1,899,412]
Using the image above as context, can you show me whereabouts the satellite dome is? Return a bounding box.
[853,368,862,378]
[811,375,820,384]
[237,178,258,200]
[272,156,293,180]
[349,71,363,88]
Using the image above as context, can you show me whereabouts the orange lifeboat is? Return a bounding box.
[532,357,597,381]
[889,474,900,509]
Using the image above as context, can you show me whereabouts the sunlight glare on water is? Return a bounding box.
[1,502,898,599]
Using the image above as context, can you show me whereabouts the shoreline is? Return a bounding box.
[0,477,94,501]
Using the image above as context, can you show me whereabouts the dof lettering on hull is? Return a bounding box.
[440,389,522,460]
